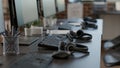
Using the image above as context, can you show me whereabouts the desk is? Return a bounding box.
[0,19,103,68]
[49,19,103,68]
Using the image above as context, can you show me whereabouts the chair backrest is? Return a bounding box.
[67,2,83,19]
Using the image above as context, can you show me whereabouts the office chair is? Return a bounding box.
[104,35,120,50]
[104,45,120,67]
[103,35,120,67]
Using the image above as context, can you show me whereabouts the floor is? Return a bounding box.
[101,42,120,68]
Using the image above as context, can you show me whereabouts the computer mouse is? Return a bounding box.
[52,51,71,59]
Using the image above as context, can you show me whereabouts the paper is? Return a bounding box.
[31,26,43,35]
[49,30,70,34]
[67,2,83,18]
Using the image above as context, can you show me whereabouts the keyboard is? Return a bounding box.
[9,53,53,68]
[58,23,73,30]
[38,35,66,49]
[19,36,39,46]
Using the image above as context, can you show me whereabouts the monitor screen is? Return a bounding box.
[56,0,65,12]
[15,0,39,26]
[0,0,5,34]
[41,0,56,17]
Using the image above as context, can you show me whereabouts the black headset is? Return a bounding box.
[83,17,97,23]
[82,21,98,29]
[63,42,89,53]
[67,30,92,43]
[52,42,89,59]
[76,30,92,40]
[82,16,98,29]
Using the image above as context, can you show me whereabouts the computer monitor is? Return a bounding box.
[0,0,5,34]
[14,0,39,26]
[41,0,56,17]
[56,0,65,12]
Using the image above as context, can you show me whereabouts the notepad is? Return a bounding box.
[19,36,39,46]
[49,30,70,34]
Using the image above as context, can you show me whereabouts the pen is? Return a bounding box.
[11,26,14,36]
[14,32,21,37]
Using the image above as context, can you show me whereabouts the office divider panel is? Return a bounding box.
[41,0,56,17]
[15,0,39,26]
[0,0,5,34]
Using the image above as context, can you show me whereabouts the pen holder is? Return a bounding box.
[3,36,19,55]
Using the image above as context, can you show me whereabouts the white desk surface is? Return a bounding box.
[49,19,103,68]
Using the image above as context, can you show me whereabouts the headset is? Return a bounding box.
[76,30,92,40]
[52,42,89,59]
[66,30,92,43]
[63,42,89,53]
[82,21,98,29]
[83,17,97,23]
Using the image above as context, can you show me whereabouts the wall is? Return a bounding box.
[107,0,120,2]
[56,0,68,19]
[100,14,120,40]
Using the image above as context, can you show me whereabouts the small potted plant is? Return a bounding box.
[31,20,43,27]
[31,20,43,35]
[24,23,31,36]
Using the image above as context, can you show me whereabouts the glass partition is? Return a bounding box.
[15,0,39,26]
[41,0,56,17]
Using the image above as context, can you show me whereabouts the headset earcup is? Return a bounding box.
[65,43,75,53]
[76,30,92,42]
[65,43,89,53]
[76,30,84,37]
